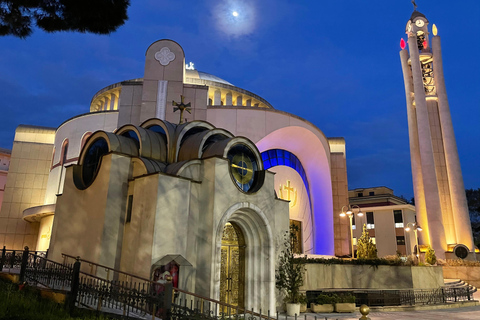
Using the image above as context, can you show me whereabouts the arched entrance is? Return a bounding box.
[220,222,245,310]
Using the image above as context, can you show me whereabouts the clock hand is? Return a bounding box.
[231,163,253,173]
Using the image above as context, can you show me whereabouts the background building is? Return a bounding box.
[348,187,416,257]
[0,148,11,213]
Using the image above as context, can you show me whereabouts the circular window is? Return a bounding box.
[454,245,469,260]
[227,144,261,193]
[82,138,109,187]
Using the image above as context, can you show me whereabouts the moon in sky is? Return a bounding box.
[212,0,256,37]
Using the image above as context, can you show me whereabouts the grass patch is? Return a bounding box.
[0,278,109,320]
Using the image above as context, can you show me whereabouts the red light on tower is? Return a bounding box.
[400,38,406,50]
[423,40,428,49]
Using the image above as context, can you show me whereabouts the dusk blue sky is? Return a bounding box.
[0,0,478,199]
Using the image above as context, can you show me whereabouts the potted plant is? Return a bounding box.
[311,294,337,313]
[335,293,356,313]
[276,224,306,316]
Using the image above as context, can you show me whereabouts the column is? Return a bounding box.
[400,48,429,245]
[408,35,447,257]
[432,36,475,251]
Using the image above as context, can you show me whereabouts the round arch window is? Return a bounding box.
[227,144,262,193]
[82,138,109,187]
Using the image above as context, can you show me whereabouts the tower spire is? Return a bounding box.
[411,0,418,11]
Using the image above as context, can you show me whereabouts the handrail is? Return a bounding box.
[62,253,151,283]
[63,252,275,319]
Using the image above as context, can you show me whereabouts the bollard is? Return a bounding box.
[359,304,370,320]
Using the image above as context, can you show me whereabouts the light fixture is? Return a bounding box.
[405,222,422,261]
[339,205,363,258]
[432,24,438,36]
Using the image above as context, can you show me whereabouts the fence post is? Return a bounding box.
[19,246,29,283]
[10,250,15,268]
[68,257,81,315]
[164,281,173,318]
[0,246,5,271]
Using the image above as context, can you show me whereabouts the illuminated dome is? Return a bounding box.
[186,69,233,86]
[90,68,273,112]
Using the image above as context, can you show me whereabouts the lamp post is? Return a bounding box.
[340,205,363,258]
[405,222,422,261]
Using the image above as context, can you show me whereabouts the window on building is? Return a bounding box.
[366,212,374,229]
[352,214,356,230]
[394,210,404,228]
[396,236,405,246]
[60,139,69,165]
[357,192,363,197]
[369,191,375,196]
[126,195,133,223]
[289,220,303,254]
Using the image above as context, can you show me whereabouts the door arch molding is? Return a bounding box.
[213,202,275,312]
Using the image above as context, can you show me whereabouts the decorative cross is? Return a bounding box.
[172,95,191,124]
[279,180,298,207]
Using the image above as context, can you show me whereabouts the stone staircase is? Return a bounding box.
[444,278,477,294]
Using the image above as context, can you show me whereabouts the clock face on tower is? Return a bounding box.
[227,144,260,193]
[415,19,425,27]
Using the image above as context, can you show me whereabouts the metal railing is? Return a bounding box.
[1,246,47,273]
[61,253,276,319]
[307,287,473,308]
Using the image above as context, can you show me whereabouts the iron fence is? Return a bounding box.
[1,246,47,272]
[7,247,474,319]
[307,287,473,308]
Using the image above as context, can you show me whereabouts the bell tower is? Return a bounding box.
[399,8,475,260]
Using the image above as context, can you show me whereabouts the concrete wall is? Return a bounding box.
[0,150,11,214]
[300,264,444,290]
[49,153,131,274]
[0,126,55,250]
[442,266,480,288]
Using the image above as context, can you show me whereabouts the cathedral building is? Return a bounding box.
[0,39,349,311]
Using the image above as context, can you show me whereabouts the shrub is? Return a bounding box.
[315,294,338,305]
[337,293,355,303]
[425,246,437,265]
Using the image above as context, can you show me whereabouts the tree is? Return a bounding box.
[356,224,377,259]
[0,0,130,38]
[466,188,480,220]
[275,224,306,304]
[425,245,437,265]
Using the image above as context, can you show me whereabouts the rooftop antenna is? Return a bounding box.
[411,0,418,11]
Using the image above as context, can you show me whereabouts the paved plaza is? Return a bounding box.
[278,291,480,320]
[281,305,480,320]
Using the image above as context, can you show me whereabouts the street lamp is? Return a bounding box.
[405,222,422,260]
[340,205,364,258]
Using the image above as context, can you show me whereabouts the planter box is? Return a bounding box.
[300,303,307,313]
[286,303,300,316]
[335,303,355,313]
[311,303,334,313]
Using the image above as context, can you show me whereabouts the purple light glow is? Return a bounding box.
[257,126,335,256]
